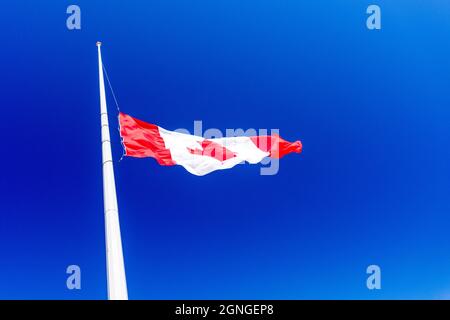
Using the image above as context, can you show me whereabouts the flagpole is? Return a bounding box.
[96,41,128,300]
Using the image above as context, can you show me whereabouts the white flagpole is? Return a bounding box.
[96,41,128,300]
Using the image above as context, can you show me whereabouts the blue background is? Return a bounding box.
[0,1,449,299]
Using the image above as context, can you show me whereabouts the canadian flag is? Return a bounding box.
[119,112,302,176]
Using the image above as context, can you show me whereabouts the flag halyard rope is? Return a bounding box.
[102,62,126,162]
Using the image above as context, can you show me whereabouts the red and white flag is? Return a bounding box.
[119,112,302,176]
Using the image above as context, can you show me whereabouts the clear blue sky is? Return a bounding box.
[1,1,450,299]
